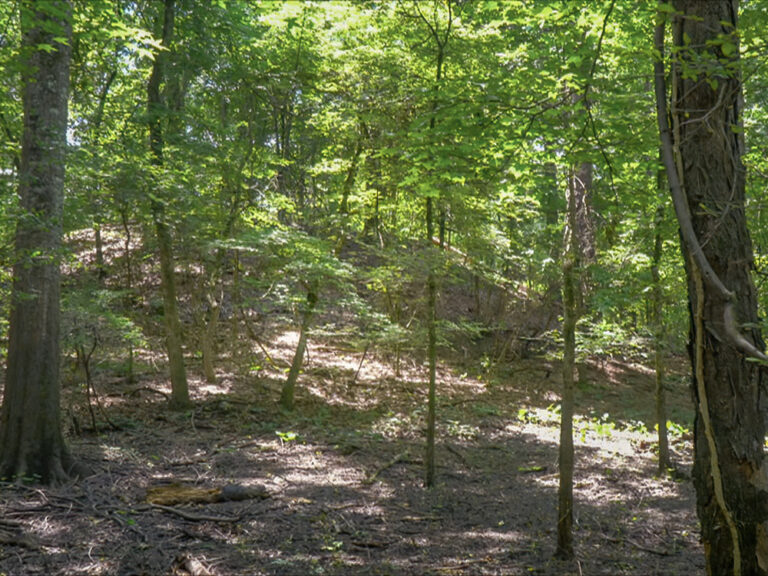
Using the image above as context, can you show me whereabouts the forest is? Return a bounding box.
[1,0,768,574]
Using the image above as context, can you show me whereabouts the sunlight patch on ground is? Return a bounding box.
[597,358,655,385]
[273,329,301,351]
[63,226,128,275]
[99,443,149,466]
[131,347,168,376]
[454,527,524,544]
[189,374,237,397]
[268,443,366,487]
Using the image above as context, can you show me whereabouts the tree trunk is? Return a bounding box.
[231,250,241,348]
[90,70,116,284]
[94,222,106,282]
[419,1,451,489]
[570,160,593,386]
[425,196,438,488]
[0,0,76,484]
[656,2,768,573]
[201,290,222,384]
[120,207,135,383]
[147,0,190,409]
[335,137,363,257]
[651,200,670,474]
[280,284,318,411]
[556,166,584,560]
[154,212,190,408]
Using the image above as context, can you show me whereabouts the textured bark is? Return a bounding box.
[571,162,593,385]
[147,0,190,409]
[657,2,768,573]
[556,166,585,560]
[572,163,595,270]
[557,258,576,559]
[0,1,75,484]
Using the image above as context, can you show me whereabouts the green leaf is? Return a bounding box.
[721,41,736,56]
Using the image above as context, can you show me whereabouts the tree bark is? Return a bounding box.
[334,136,363,257]
[656,2,768,573]
[280,283,318,411]
[90,70,116,284]
[425,195,438,488]
[0,1,76,484]
[571,161,593,385]
[201,297,221,384]
[651,200,670,474]
[417,0,452,489]
[147,0,190,409]
[556,165,585,560]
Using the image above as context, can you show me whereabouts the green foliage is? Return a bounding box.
[225,226,354,313]
[275,430,299,444]
[0,0,738,460]
[61,284,147,355]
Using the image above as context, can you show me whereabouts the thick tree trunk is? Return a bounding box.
[154,212,190,409]
[147,0,190,409]
[0,1,75,484]
[656,2,768,573]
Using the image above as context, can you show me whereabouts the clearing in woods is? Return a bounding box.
[0,326,699,576]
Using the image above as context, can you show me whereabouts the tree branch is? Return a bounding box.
[653,5,767,363]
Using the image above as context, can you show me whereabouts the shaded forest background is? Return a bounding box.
[2,0,768,574]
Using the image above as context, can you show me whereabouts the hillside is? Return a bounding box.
[0,312,699,575]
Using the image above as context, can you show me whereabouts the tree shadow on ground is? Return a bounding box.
[0,329,700,576]
[0,367,698,575]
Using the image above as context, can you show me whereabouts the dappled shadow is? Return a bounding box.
[0,324,701,576]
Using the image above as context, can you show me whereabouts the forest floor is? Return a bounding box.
[0,327,700,576]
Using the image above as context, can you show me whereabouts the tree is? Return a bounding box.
[0,0,76,484]
[650,196,670,474]
[655,1,768,573]
[280,278,318,411]
[556,167,579,559]
[413,0,453,490]
[146,0,190,409]
[557,160,594,559]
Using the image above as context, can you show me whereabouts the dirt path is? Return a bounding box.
[0,343,700,576]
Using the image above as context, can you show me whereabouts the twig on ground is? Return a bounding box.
[363,450,410,485]
[150,503,241,523]
[0,529,39,550]
[125,386,170,400]
[350,342,370,386]
[601,533,669,556]
[445,444,471,469]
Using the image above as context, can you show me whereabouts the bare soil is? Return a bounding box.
[0,330,700,576]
